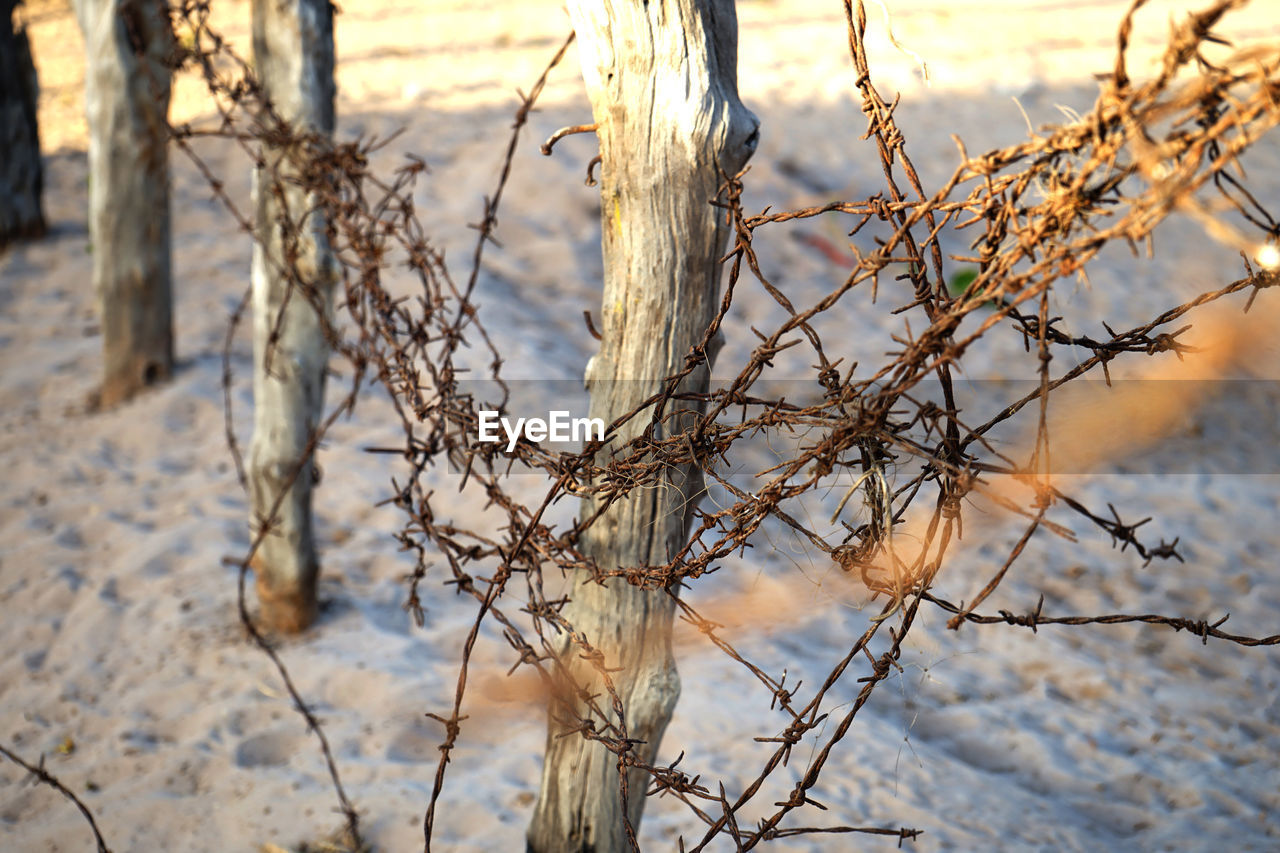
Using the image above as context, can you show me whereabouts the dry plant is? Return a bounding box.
[9,0,1279,850]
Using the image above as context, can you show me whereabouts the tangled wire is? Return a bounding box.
[14,1,1277,851]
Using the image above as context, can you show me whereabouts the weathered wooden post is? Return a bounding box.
[0,0,45,246]
[70,0,174,406]
[247,0,336,632]
[527,2,758,850]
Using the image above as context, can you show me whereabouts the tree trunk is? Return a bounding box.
[527,2,758,851]
[71,0,174,407]
[247,0,336,633]
[0,0,46,246]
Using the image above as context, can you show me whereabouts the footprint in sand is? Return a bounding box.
[234,731,301,768]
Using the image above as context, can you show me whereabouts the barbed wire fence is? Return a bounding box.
[6,0,1279,850]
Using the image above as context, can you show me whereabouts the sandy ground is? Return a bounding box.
[3,0,1280,850]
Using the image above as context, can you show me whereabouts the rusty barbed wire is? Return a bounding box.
[0,744,112,853]
[95,0,1280,849]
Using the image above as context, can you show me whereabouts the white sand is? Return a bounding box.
[3,0,1280,850]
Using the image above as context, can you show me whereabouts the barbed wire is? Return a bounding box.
[0,744,112,853]
[362,0,1275,846]
[27,0,1276,849]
